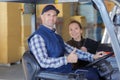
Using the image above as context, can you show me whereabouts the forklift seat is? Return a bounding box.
[22,50,40,80]
[22,51,86,80]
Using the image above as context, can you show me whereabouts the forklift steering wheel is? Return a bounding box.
[86,52,114,67]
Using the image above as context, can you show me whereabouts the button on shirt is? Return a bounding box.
[29,34,94,68]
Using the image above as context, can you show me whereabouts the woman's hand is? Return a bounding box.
[93,51,106,60]
[81,46,87,52]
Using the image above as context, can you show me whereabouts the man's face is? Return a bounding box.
[41,10,57,28]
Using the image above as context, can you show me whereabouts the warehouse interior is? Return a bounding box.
[0,0,120,80]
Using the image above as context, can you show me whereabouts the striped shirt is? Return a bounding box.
[28,34,94,68]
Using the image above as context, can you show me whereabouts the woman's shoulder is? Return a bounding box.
[66,39,73,44]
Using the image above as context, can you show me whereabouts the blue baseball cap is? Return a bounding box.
[41,5,60,15]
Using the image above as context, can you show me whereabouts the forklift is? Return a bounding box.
[0,0,120,80]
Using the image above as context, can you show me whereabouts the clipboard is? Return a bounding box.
[83,38,99,54]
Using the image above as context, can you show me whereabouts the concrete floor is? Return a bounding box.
[0,57,120,80]
[0,63,25,80]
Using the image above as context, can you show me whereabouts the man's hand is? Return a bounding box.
[67,48,78,63]
[93,51,106,60]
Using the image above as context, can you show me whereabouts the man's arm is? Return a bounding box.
[28,34,67,68]
[64,43,94,62]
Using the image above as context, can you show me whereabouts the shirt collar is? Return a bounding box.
[40,25,56,33]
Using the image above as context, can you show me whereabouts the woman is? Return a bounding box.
[67,20,109,80]
[67,20,92,70]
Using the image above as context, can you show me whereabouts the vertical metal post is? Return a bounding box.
[101,6,118,43]
[31,14,35,33]
[31,3,36,33]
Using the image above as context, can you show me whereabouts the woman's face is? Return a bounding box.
[69,23,82,40]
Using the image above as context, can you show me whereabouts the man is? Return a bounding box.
[28,5,105,80]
